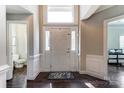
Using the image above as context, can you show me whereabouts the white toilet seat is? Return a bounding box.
[14,59,26,68]
[16,59,26,64]
[13,54,26,68]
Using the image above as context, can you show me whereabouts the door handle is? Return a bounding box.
[66,48,70,53]
[66,51,70,53]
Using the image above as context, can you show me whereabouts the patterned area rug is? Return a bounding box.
[48,72,74,80]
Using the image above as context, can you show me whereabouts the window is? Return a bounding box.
[47,5,74,23]
[11,24,17,54]
[45,31,50,51]
[120,36,124,49]
[71,31,76,51]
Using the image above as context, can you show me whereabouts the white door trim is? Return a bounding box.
[104,14,124,80]
[42,26,79,72]
[6,20,29,80]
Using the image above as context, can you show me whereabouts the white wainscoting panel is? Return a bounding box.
[40,53,51,72]
[86,55,107,80]
[0,65,9,88]
[40,54,50,72]
[27,54,40,80]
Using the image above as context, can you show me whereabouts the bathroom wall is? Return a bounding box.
[16,24,27,59]
[7,14,34,56]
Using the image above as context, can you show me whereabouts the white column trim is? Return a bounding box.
[27,54,41,80]
[0,65,9,88]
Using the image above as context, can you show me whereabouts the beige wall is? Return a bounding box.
[0,6,6,66]
[81,5,124,70]
[21,5,40,56]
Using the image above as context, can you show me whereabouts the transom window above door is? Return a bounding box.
[43,5,78,25]
[47,5,74,23]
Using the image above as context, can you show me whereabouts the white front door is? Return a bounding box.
[50,28,71,71]
[43,27,78,72]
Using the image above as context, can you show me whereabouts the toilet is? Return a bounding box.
[12,54,26,68]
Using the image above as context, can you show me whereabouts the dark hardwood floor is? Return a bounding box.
[108,64,124,88]
[6,64,124,88]
[27,72,109,88]
[27,65,124,88]
[7,66,27,88]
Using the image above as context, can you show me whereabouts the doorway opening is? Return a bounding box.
[104,15,124,87]
[7,21,28,88]
[41,5,79,72]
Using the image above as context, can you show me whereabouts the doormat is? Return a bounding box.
[48,72,74,80]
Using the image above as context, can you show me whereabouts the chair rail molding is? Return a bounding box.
[0,65,9,88]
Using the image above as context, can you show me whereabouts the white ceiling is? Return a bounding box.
[80,5,114,20]
[95,5,114,13]
[80,5,100,20]
[6,5,31,14]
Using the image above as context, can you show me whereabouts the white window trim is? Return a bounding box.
[45,31,50,51]
[71,31,76,51]
[43,5,78,26]
[120,36,124,49]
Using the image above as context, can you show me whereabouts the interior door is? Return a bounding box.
[50,28,71,71]
[7,23,14,80]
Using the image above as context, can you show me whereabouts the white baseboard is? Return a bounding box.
[79,70,87,74]
[27,71,40,80]
[86,71,105,80]
[79,70,107,80]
